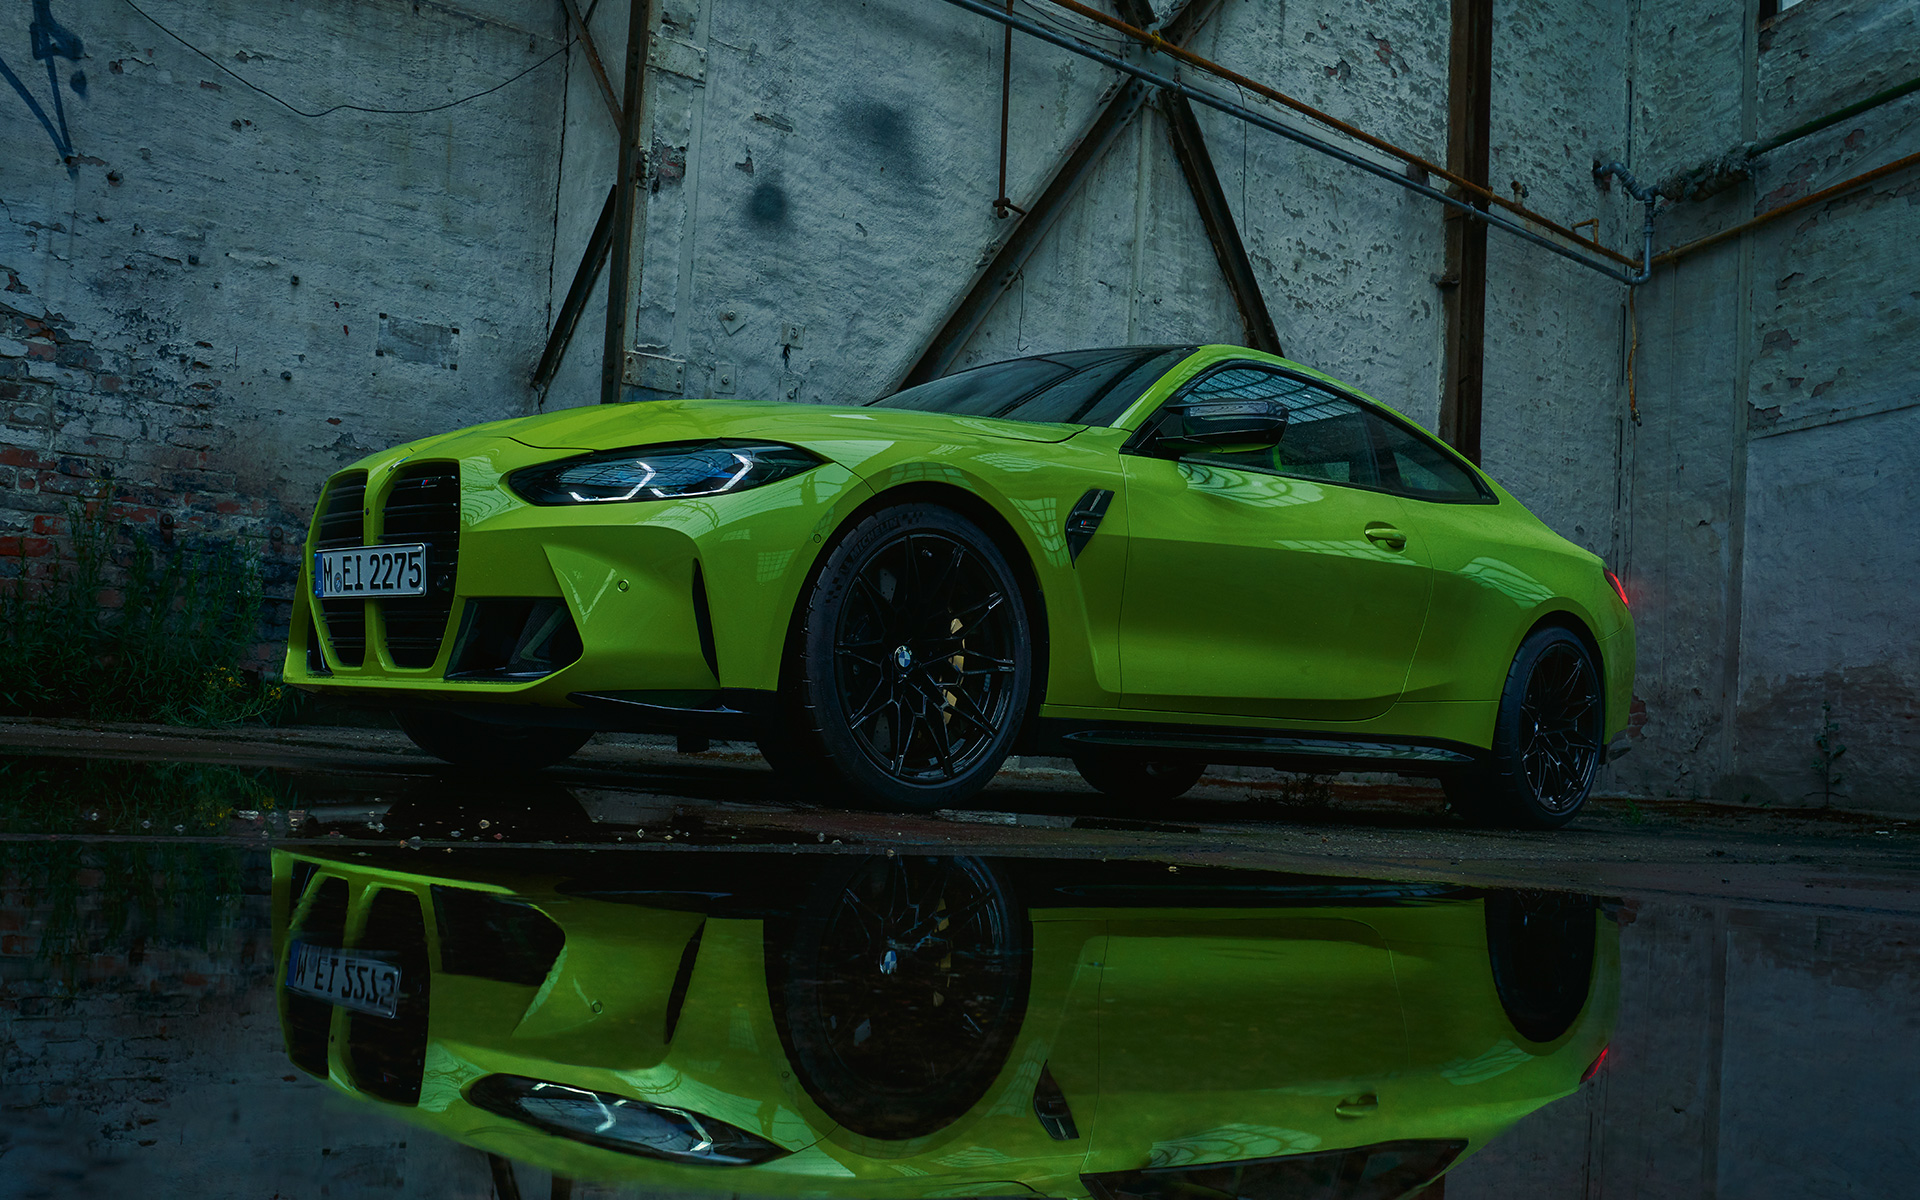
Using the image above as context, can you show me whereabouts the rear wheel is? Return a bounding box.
[1071,751,1206,808]
[786,504,1033,811]
[1445,626,1604,830]
[394,708,591,771]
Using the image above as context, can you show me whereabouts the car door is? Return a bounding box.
[1080,914,1411,1176]
[1117,366,1433,721]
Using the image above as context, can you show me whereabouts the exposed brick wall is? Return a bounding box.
[1,300,307,665]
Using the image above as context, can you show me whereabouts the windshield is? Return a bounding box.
[871,346,1195,426]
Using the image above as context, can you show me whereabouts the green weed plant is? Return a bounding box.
[0,492,296,724]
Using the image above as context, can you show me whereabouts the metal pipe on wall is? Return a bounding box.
[1031,0,1643,270]
[934,0,1657,286]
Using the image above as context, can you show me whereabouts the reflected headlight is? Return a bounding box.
[466,1074,790,1165]
[507,440,822,505]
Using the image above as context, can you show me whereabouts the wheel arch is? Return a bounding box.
[775,481,1053,733]
[1518,607,1612,732]
[1522,609,1603,682]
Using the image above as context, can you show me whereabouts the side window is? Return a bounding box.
[1365,414,1489,501]
[1148,367,1380,488]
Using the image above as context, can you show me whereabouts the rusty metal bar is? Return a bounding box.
[1438,0,1491,463]
[935,0,1655,285]
[901,79,1156,388]
[558,0,624,130]
[600,0,652,405]
[1655,149,1920,266]
[1033,0,1641,268]
[531,185,617,393]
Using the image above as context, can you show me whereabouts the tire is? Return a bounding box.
[1484,890,1598,1043]
[772,855,1030,1140]
[785,503,1033,812]
[1445,626,1604,830]
[394,708,592,771]
[1071,751,1206,807]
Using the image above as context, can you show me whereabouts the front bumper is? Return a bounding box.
[283,436,870,713]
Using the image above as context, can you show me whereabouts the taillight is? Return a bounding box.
[1581,1045,1610,1083]
[1606,570,1630,610]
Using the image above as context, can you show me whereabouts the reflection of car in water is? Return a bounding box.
[274,850,1615,1196]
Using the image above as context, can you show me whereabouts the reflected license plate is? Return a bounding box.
[314,543,428,598]
[285,942,401,1018]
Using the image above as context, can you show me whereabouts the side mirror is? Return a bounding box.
[1150,398,1289,454]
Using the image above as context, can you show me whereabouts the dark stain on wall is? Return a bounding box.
[835,98,924,184]
[745,180,790,229]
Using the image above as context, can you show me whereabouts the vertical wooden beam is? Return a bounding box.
[600,0,653,405]
[1439,0,1492,461]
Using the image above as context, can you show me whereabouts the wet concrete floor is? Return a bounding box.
[2,722,1917,1198]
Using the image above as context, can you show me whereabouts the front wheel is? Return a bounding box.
[394,708,592,772]
[1446,626,1604,830]
[787,504,1034,812]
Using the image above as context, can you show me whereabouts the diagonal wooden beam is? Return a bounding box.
[1113,0,1277,353]
[900,0,1227,388]
[559,0,624,130]
[900,78,1155,389]
[1160,90,1281,354]
[531,185,617,392]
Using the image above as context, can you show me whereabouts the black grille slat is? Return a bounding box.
[345,888,431,1106]
[313,474,367,666]
[432,887,565,985]
[380,465,461,669]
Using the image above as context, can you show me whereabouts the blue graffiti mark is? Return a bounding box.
[2,1,86,168]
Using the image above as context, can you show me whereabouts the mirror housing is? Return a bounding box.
[1149,398,1290,454]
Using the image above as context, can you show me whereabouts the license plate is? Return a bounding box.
[314,543,428,598]
[285,942,402,1018]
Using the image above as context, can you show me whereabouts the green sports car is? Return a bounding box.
[284,345,1633,827]
[274,849,1616,1196]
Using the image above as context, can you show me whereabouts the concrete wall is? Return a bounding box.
[1449,899,1920,1199]
[3,0,1914,808]
[1614,0,1920,811]
[1,0,570,655]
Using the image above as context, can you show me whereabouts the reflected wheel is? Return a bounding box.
[774,855,1030,1139]
[1485,890,1598,1043]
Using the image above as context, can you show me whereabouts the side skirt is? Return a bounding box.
[1025,718,1482,775]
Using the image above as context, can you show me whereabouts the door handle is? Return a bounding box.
[1335,1092,1379,1119]
[1363,523,1407,550]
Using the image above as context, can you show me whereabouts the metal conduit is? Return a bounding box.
[1036,0,1642,269]
[938,0,1657,285]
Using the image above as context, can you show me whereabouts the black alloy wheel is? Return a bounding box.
[787,504,1033,811]
[394,708,592,771]
[1446,626,1604,830]
[774,855,1030,1140]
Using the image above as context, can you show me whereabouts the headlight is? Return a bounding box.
[507,440,822,506]
[466,1074,789,1165]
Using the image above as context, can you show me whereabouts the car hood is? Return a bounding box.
[495,398,1088,455]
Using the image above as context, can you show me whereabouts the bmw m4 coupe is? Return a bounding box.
[285,345,1633,828]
